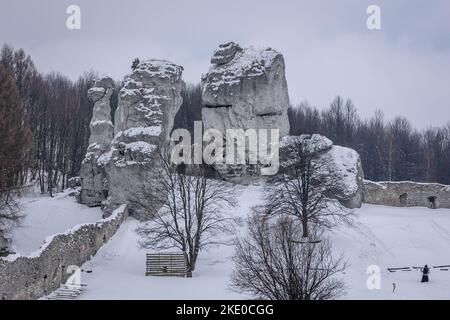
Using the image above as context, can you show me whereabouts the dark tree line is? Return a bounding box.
[0,63,30,252]
[0,44,121,196]
[289,97,450,184]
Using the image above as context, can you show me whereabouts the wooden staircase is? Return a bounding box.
[46,284,87,300]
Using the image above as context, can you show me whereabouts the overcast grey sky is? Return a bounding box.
[1,0,449,128]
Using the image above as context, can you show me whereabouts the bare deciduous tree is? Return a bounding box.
[133,147,239,273]
[265,135,353,238]
[0,63,29,253]
[231,213,347,300]
[0,191,24,254]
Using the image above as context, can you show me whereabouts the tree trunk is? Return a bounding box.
[302,218,309,238]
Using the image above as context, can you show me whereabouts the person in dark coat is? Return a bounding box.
[421,265,430,282]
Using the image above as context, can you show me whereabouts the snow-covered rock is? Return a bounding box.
[87,77,115,147]
[79,76,115,207]
[103,60,185,218]
[201,43,290,181]
[280,134,364,209]
[201,43,290,137]
[114,59,184,143]
[210,42,243,65]
[79,60,185,218]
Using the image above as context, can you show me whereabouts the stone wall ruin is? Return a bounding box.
[363,180,450,209]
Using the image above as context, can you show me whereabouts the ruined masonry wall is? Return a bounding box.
[0,205,128,300]
[363,180,450,209]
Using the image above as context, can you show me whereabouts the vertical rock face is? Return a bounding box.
[201,42,290,137]
[79,61,184,218]
[79,76,115,207]
[103,60,185,217]
[114,59,184,143]
[201,42,290,181]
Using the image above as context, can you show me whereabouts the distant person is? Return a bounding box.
[421,265,430,283]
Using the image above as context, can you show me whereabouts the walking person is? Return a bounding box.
[421,264,430,283]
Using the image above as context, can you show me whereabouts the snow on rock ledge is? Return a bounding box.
[114,59,184,142]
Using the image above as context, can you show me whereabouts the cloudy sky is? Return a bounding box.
[1,0,449,128]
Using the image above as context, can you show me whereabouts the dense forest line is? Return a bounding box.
[288,98,450,184]
[176,87,450,185]
[0,45,121,197]
[1,44,449,202]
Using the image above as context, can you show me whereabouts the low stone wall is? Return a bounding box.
[363,180,450,209]
[0,204,128,300]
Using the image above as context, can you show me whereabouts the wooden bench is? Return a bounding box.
[146,253,190,277]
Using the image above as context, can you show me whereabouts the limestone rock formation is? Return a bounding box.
[202,42,290,137]
[114,59,184,142]
[79,60,184,218]
[79,76,115,207]
[280,134,364,209]
[103,60,185,217]
[201,43,290,181]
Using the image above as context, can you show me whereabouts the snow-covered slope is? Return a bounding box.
[11,186,450,299]
[79,186,263,300]
[10,190,103,256]
[75,186,450,300]
[332,204,450,299]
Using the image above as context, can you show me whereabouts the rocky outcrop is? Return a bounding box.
[79,61,184,218]
[114,59,184,142]
[202,42,290,136]
[103,60,184,217]
[280,134,364,209]
[79,76,115,207]
[201,43,290,181]
[363,180,450,209]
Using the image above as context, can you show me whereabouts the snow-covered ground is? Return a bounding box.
[9,186,450,299]
[10,190,103,255]
[77,186,450,300]
[332,204,450,299]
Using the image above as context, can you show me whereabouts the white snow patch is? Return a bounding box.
[78,185,450,300]
[125,142,157,155]
[6,190,103,258]
[91,120,113,127]
[122,126,162,138]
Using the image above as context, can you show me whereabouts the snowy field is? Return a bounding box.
[9,187,450,299]
[10,190,103,256]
